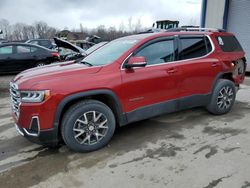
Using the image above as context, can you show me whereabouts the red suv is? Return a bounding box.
[10,28,246,152]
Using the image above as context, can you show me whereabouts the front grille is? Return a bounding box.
[10,82,21,118]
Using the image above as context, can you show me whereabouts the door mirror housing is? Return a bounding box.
[125,56,147,69]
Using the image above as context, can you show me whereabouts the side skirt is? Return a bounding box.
[125,94,211,124]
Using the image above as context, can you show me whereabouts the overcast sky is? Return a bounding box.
[0,0,201,30]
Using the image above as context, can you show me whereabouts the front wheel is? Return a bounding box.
[61,100,116,152]
[206,79,236,115]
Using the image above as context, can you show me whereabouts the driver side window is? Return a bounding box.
[134,40,175,65]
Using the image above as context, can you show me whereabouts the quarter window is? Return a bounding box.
[0,46,13,55]
[135,40,175,65]
[216,36,243,52]
[179,36,211,60]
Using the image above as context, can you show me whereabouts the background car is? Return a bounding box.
[54,37,86,61]
[26,39,55,49]
[0,43,60,74]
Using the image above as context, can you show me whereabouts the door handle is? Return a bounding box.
[211,62,218,67]
[167,68,178,73]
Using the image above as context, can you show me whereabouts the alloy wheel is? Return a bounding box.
[73,111,108,145]
[217,86,234,110]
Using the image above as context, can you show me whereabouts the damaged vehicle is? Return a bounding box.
[54,37,86,61]
[54,38,108,62]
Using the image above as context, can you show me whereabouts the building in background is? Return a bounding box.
[201,0,250,71]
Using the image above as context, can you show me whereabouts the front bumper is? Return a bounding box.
[15,123,59,146]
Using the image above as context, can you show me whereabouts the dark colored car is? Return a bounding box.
[26,39,55,49]
[0,43,60,74]
[11,28,246,152]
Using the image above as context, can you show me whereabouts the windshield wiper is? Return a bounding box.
[80,61,93,67]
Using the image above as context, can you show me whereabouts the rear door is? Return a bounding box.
[177,35,222,107]
[121,37,182,115]
[0,45,15,73]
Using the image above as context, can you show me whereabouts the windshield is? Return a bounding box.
[85,42,108,55]
[82,39,138,66]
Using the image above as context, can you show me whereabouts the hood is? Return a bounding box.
[14,61,102,89]
[54,37,86,54]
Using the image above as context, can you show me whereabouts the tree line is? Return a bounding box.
[0,19,57,41]
[0,18,145,42]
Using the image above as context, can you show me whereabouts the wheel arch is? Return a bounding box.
[211,71,240,96]
[53,89,127,137]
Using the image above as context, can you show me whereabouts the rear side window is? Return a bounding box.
[29,41,39,45]
[135,40,175,65]
[216,35,243,52]
[40,40,51,47]
[17,46,31,53]
[179,36,212,60]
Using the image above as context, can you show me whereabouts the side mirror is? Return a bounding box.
[125,56,147,69]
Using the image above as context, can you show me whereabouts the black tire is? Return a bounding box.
[206,79,236,115]
[61,100,116,152]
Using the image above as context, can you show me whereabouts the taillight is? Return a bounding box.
[51,52,60,59]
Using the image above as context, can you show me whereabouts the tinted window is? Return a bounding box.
[179,37,211,60]
[17,46,31,53]
[40,40,51,47]
[135,40,175,65]
[31,47,39,52]
[0,46,13,54]
[29,41,39,45]
[216,36,243,52]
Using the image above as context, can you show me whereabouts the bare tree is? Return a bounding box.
[0,19,146,42]
[0,19,11,39]
[12,23,25,40]
[33,21,57,39]
[128,17,133,31]
[119,21,126,32]
[134,18,142,32]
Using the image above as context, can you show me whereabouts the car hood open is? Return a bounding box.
[54,37,86,55]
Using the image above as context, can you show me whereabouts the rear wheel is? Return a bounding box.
[206,79,236,115]
[61,100,116,152]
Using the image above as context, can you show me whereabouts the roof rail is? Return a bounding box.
[166,27,225,32]
[137,28,166,34]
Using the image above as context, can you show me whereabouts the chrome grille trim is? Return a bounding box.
[10,82,21,118]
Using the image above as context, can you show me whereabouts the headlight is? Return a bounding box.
[20,90,50,103]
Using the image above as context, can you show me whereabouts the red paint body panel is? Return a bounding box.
[11,31,246,131]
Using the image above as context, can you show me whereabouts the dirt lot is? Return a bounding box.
[0,76,250,188]
[0,75,14,92]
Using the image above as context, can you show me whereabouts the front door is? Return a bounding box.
[121,38,181,121]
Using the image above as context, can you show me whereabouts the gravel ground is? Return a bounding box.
[0,75,14,92]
